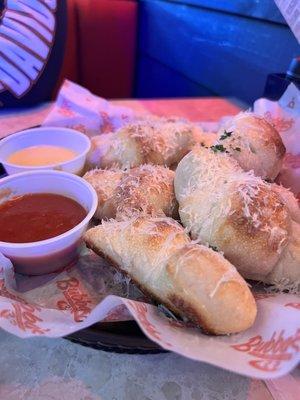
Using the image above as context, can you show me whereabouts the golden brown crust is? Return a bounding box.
[249,115,285,158]
[271,184,300,224]
[167,294,212,333]
[167,244,257,334]
[216,185,290,278]
[129,216,188,251]
[85,239,188,323]
[83,169,123,220]
[174,145,297,284]
[84,165,178,221]
[217,113,286,180]
[84,218,191,316]
[84,217,257,335]
[87,117,205,169]
[230,186,288,244]
[124,120,200,165]
[115,165,178,219]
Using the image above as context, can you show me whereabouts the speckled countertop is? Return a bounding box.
[0,329,277,400]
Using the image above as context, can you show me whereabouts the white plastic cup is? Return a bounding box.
[0,170,97,275]
[0,127,91,176]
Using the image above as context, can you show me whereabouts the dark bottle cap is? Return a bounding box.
[287,56,300,81]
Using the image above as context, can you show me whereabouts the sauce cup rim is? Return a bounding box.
[0,170,97,248]
[0,127,91,169]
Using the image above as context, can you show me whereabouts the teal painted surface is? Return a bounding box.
[135,0,300,104]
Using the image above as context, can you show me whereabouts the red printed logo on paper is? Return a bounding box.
[232,329,300,372]
[71,124,87,134]
[0,303,50,335]
[127,301,163,342]
[56,277,93,322]
[0,283,50,334]
[0,282,30,305]
[99,111,113,133]
[59,100,75,117]
[285,303,300,310]
[264,111,294,132]
[102,304,131,322]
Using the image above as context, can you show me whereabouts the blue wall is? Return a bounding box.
[135,0,300,105]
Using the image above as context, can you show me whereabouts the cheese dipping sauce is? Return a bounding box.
[0,193,87,243]
[7,145,77,166]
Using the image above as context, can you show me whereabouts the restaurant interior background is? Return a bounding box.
[61,0,299,105]
[0,1,300,399]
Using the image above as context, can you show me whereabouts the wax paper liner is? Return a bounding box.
[253,83,300,199]
[0,251,299,379]
[1,81,300,378]
[42,80,135,136]
[42,80,210,136]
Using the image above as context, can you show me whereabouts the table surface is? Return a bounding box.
[0,97,244,138]
[0,97,299,400]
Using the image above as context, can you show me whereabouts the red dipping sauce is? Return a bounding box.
[0,193,87,243]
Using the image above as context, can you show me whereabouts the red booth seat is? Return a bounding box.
[59,0,138,99]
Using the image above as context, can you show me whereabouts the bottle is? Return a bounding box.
[0,163,6,178]
[263,57,300,100]
[286,57,300,88]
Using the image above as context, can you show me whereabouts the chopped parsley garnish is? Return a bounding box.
[219,130,233,141]
[209,245,219,252]
[200,142,209,149]
[211,144,227,153]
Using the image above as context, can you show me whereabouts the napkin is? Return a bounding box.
[254,83,300,199]
[42,80,135,136]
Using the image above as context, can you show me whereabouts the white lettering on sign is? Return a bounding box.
[0,55,31,96]
[0,36,43,79]
[0,0,57,98]
[5,10,52,42]
[7,0,56,29]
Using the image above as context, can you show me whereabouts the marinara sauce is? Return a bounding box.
[0,193,87,243]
